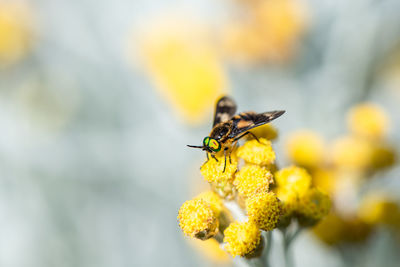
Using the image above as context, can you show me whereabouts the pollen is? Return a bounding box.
[347,103,389,140]
[194,191,224,217]
[223,221,261,257]
[233,165,273,197]
[200,154,238,184]
[246,192,282,231]
[274,166,312,196]
[237,138,276,166]
[178,199,219,240]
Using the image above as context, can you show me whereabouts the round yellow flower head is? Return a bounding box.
[312,212,346,245]
[194,191,223,217]
[248,124,278,141]
[358,194,400,227]
[237,138,276,165]
[330,136,373,170]
[311,168,336,195]
[178,199,219,240]
[0,3,33,65]
[200,153,238,184]
[274,166,312,196]
[234,165,273,197]
[223,221,261,257]
[188,238,231,264]
[297,188,331,225]
[347,103,389,140]
[246,192,282,231]
[285,130,325,169]
[370,143,396,170]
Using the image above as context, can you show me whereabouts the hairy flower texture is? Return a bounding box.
[297,188,331,226]
[141,22,228,124]
[195,191,223,217]
[223,0,307,63]
[178,199,219,240]
[248,124,278,141]
[237,138,275,166]
[223,221,261,257]
[246,192,281,231]
[0,2,33,65]
[201,154,238,184]
[347,103,389,140]
[285,130,325,169]
[358,194,400,227]
[234,165,273,197]
[274,166,312,196]
[330,135,373,170]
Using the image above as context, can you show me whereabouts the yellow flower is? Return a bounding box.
[297,188,331,225]
[140,22,228,124]
[194,191,224,217]
[311,168,336,195]
[234,165,273,197]
[223,221,261,257]
[370,143,396,170]
[188,238,231,264]
[200,154,238,184]
[358,194,400,227]
[347,103,389,140]
[248,124,278,141]
[312,212,346,245]
[246,192,282,231]
[237,138,276,166]
[285,130,325,169]
[178,199,219,240]
[330,135,374,170]
[274,166,312,196]
[0,2,33,66]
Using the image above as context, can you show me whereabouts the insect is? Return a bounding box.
[187,96,285,171]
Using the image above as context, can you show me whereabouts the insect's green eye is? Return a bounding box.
[208,138,221,152]
[203,137,210,147]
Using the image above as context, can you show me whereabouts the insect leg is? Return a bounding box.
[223,149,227,172]
[211,154,219,162]
[233,131,260,143]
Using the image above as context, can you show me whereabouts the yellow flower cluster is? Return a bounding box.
[284,103,398,246]
[179,124,331,259]
[223,221,261,257]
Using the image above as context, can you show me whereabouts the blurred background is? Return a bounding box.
[1,0,400,266]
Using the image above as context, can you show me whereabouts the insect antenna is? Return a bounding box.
[187,145,204,149]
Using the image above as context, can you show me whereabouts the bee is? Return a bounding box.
[187,96,285,171]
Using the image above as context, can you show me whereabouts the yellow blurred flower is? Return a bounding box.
[274,166,312,196]
[178,199,219,240]
[200,153,238,184]
[330,135,374,170]
[311,168,336,195]
[246,192,282,231]
[297,188,331,225]
[370,143,396,170]
[285,130,325,169]
[237,138,276,165]
[188,238,231,264]
[312,212,346,245]
[0,2,33,66]
[194,191,224,217]
[234,164,273,197]
[347,103,389,140]
[358,194,400,227]
[140,22,228,124]
[223,221,261,257]
[248,124,279,141]
[223,0,307,63]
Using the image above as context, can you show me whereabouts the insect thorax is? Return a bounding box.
[209,122,232,142]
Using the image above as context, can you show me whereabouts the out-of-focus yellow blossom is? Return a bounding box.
[311,168,336,194]
[312,212,346,245]
[246,192,281,231]
[178,199,219,240]
[223,0,307,63]
[237,138,275,165]
[285,130,325,169]
[188,238,231,264]
[370,143,396,170]
[201,154,238,184]
[297,188,331,225]
[0,2,33,66]
[347,103,389,140]
[330,135,373,170]
[195,191,224,217]
[274,166,312,196]
[248,124,278,141]
[141,23,228,124]
[223,221,261,257]
[234,165,273,197]
[358,194,400,227]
